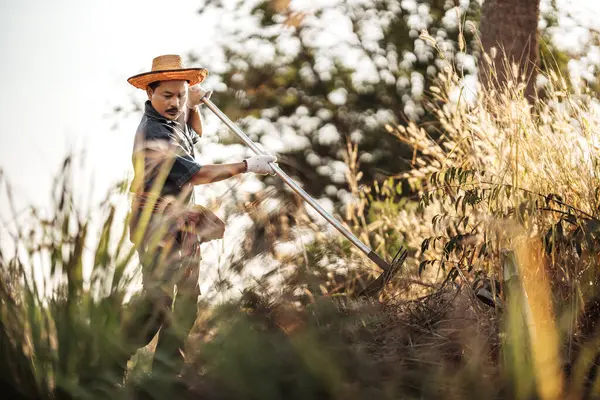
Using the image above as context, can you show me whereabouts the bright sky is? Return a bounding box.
[0,0,220,211]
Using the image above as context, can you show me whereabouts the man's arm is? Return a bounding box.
[185,105,203,137]
[190,162,246,185]
[190,155,277,185]
[185,85,213,137]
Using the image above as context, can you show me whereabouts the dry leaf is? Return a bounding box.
[271,0,290,13]
[284,11,306,28]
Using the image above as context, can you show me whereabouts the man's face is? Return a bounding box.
[147,80,188,120]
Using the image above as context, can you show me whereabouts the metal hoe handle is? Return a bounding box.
[201,97,391,272]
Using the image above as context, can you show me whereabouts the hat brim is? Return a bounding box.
[127,68,209,89]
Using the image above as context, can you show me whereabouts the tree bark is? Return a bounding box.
[479,0,540,100]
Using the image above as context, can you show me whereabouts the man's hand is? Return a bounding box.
[187,84,212,109]
[244,154,277,175]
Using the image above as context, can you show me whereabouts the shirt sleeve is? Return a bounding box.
[187,123,201,144]
[144,125,202,188]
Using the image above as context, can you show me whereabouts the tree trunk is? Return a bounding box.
[479,0,540,100]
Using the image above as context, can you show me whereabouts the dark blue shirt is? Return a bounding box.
[130,101,202,203]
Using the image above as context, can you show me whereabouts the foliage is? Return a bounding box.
[0,160,142,399]
[338,35,600,397]
[197,0,482,202]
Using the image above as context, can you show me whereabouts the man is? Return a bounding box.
[121,54,276,393]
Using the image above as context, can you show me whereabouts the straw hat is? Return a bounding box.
[127,54,208,90]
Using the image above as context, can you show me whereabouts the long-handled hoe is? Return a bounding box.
[202,97,407,297]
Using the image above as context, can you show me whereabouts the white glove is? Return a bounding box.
[244,154,277,175]
[186,84,212,109]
